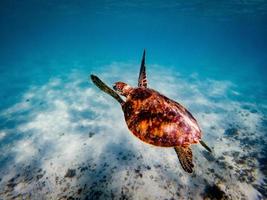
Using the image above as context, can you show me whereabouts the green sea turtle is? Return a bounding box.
[90,50,211,173]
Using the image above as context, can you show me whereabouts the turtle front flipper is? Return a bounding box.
[138,49,147,88]
[174,146,194,173]
[90,75,124,105]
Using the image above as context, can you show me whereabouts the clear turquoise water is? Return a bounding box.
[0,1,266,199]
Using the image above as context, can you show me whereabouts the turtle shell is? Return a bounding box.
[122,87,201,147]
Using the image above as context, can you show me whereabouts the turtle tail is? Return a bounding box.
[174,146,194,173]
[90,74,124,105]
[199,140,212,152]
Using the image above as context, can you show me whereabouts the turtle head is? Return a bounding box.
[113,82,132,97]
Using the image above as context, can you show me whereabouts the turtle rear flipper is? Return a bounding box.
[174,146,194,173]
[200,140,212,152]
[90,75,124,105]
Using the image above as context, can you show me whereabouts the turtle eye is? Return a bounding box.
[113,82,127,93]
[113,83,121,92]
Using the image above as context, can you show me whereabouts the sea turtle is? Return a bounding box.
[90,50,211,173]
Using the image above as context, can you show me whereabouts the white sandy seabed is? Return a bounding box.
[0,63,266,200]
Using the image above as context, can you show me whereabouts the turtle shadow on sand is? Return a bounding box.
[70,137,204,200]
[73,137,234,200]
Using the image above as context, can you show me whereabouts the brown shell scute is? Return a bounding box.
[130,88,152,100]
[122,88,201,147]
[123,101,134,118]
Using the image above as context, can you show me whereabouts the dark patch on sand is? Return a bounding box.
[65,169,76,178]
[203,184,227,200]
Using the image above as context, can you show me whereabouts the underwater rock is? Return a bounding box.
[120,186,131,200]
[203,184,227,200]
[80,166,88,172]
[211,126,216,130]
[224,128,239,137]
[6,181,17,189]
[89,190,103,199]
[134,168,143,178]
[236,168,256,183]
[55,176,59,184]
[77,188,82,195]
[258,149,267,176]
[154,164,162,168]
[253,183,267,198]
[231,151,240,157]
[89,131,95,138]
[36,173,44,180]
[208,168,215,173]
[64,169,76,178]
[228,165,233,170]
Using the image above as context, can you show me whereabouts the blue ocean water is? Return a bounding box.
[0,1,266,199]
